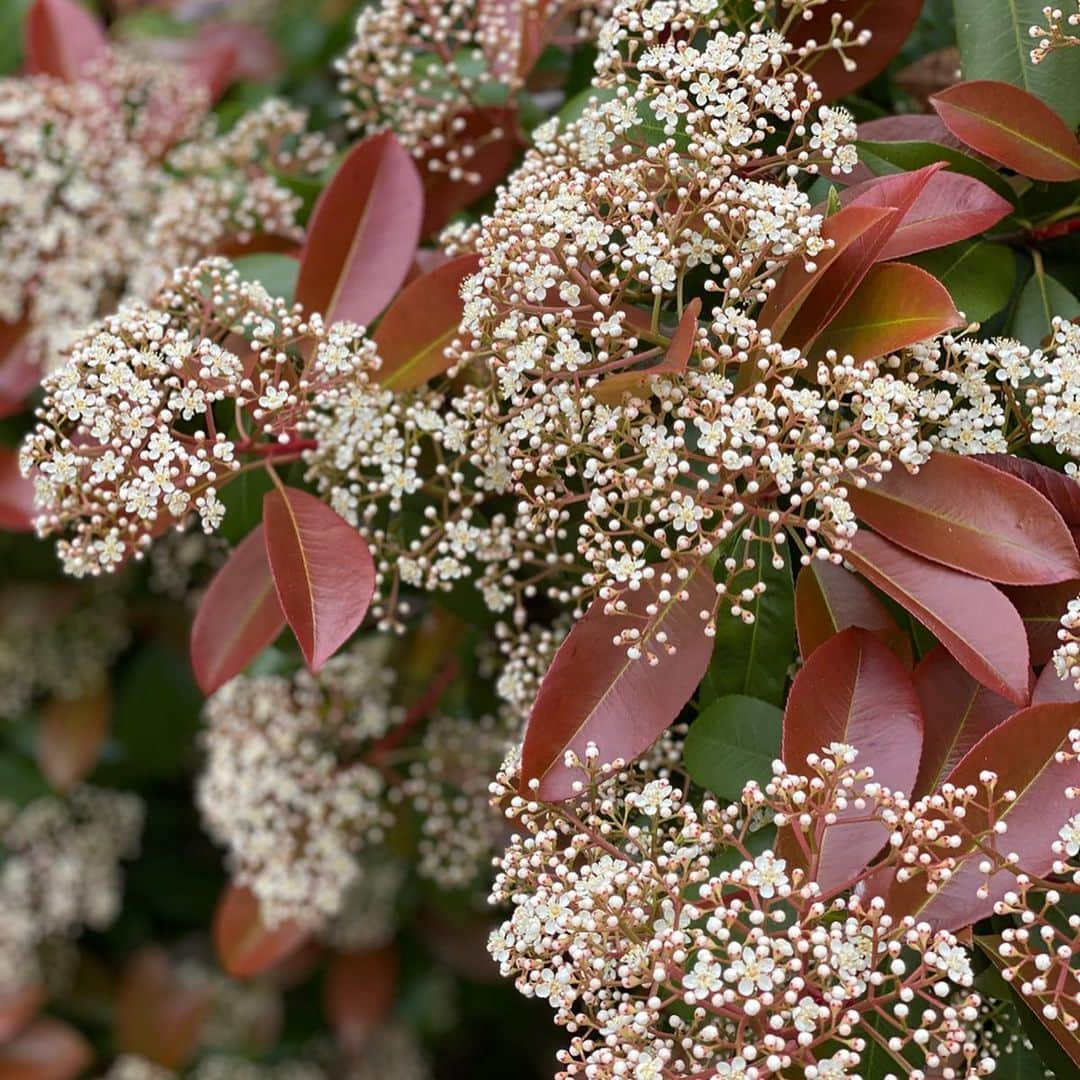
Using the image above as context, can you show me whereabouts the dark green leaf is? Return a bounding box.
[911,241,1017,322]
[1012,267,1080,346]
[856,139,1017,204]
[231,254,300,304]
[684,695,782,800]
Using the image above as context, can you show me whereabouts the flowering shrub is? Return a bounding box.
[0,0,1079,1077]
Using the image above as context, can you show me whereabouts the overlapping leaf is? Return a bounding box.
[24,0,106,81]
[213,883,308,980]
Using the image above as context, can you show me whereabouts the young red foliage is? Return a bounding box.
[780,628,923,894]
[976,454,1080,534]
[373,253,482,391]
[1005,580,1080,666]
[262,485,375,672]
[23,0,107,82]
[931,81,1080,182]
[296,133,424,327]
[0,1016,93,1080]
[1032,662,1080,705]
[849,453,1080,585]
[37,686,110,793]
[0,984,43,1044]
[845,530,1031,705]
[190,525,286,696]
[212,883,309,980]
[0,448,34,532]
[324,947,398,1057]
[520,561,716,800]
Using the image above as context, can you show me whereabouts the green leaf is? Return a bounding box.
[1011,267,1080,346]
[704,532,795,706]
[231,254,300,304]
[217,468,275,545]
[0,0,30,74]
[856,139,1018,204]
[911,240,1017,322]
[684,695,782,800]
[953,0,1080,128]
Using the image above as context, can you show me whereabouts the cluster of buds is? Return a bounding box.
[0,786,142,994]
[0,50,330,372]
[20,258,379,577]
[489,734,1080,1078]
[1030,4,1080,62]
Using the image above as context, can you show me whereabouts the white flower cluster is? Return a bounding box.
[20,258,379,577]
[1030,3,1080,61]
[0,53,329,372]
[197,642,402,930]
[0,786,142,993]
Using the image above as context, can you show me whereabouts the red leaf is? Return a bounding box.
[931,81,1080,183]
[373,253,481,390]
[1032,662,1080,705]
[419,107,519,237]
[780,628,923,893]
[296,133,424,327]
[790,0,924,102]
[115,948,212,1069]
[849,453,1080,585]
[882,702,1080,930]
[912,645,1016,795]
[809,262,963,362]
[845,530,1031,706]
[476,0,547,81]
[24,0,108,81]
[857,114,967,149]
[194,22,282,86]
[0,323,40,418]
[37,685,110,793]
[324,947,398,1057]
[0,984,43,1044]
[0,1017,93,1080]
[0,448,35,532]
[190,525,285,696]
[844,170,1012,261]
[794,560,912,666]
[262,486,375,671]
[976,454,1080,533]
[213,883,309,980]
[520,561,717,800]
[1004,580,1080,666]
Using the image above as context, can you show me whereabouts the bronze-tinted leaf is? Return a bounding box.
[213,883,309,980]
[324,947,398,1057]
[0,448,34,532]
[24,0,107,81]
[0,1017,93,1080]
[37,686,110,793]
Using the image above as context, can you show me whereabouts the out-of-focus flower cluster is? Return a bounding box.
[1030,3,1080,62]
[0,48,330,372]
[0,786,142,994]
[20,258,379,577]
[488,733,1080,1078]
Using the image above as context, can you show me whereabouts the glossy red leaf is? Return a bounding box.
[883,702,1080,930]
[37,685,109,793]
[115,947,212,1069]
[810,262,963,362]
[0,984,43,1044]
[1032,661,1080,705]
[1004,580,1080,666]
[794,560,912,666]
[521,561,717,800]
[324,947,398,1057]
[373,253,481,391]
[190,525,285,695]
[0,323,40,418]
[912,645,1016,795]
[263,486,375,671]
[789,0,923,101]
[0,448,35,532]
[780,628,923,893]
[296,133,423,327]
[213,883,309,980]
[844,170,1012,261]
[24,0,107,81]
[976,454,1080,533]
[849,453,1080,585]
[0,1017,93,1080]
[931,81,1080,182]
[845,530,1031,705]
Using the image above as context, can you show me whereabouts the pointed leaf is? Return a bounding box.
[912,645,1016,795]
[0,1017,92,1080]
[977,454,1080,532]
[848,453,1080,585]
[324,947,398,1057]
[789,0,923,102]
[910,240,1016,323]
[845,530,1030,705]
[684,695,782,801]
[780,628,923,893]
[213,883,308,979]
[883,702,1080,930]
[844,170,1012,261]
[24,0,107,81]
[931,81,1080,182]
[810,262,963,362]
[1032,661,1080,705]
[1011,269,1080,348]
[373,253,481,391]
[37,685,109,792]
[296,133,423,327]
[521,560,716,800]
[262,486,375,671]
[0,448,34,532]
[794,560,911,665]
[190,525,285,696]
[1003,580,1080,667]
